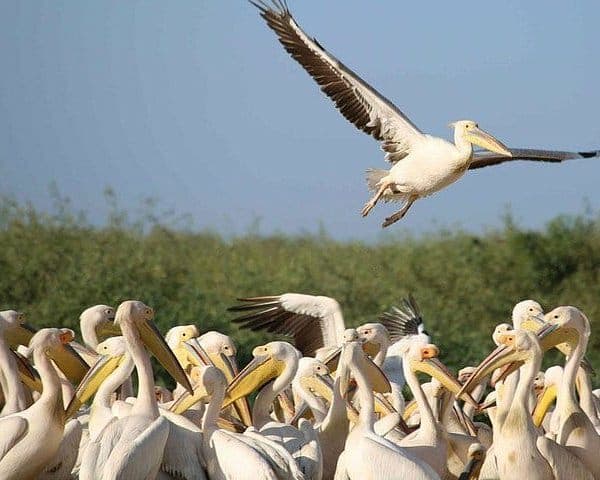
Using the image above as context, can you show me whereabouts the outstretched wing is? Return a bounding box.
[378,294,428,343]
[229,293,345,356]
[251,0,425,163]
[469,148,599,170]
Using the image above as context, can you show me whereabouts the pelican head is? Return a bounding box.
[294,357,333,398]
[357,322,390,357]
[0,310,37,348]
[512,300,545,330]
[80,304,119,339]
[461,443,486,480]
[492,323,513,346]
[114,300,193,394]
[165,324,212,370]
[66,336,129,417]
[450,120,511,156]
[29,327,75,354]
[532,365,562,427]
[400,338,477,408]
[221,341,299,410]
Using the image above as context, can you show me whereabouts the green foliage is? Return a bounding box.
[1,195,599,387]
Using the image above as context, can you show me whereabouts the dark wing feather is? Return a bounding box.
[469,148,600,170]
[229,296,326,357]
[250,0,424,163]
[378,294,426,343]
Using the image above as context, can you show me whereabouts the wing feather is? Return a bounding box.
[230,293,345,356]
[251,1,424,163]
[469,148,599,170]
[378,294,427,343]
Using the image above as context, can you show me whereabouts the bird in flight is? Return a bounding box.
[250,0,599,227]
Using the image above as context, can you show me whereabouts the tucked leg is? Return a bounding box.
[382,197,416,227]
[361,179,394,217]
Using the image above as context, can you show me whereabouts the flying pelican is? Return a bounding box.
[0,328,77,479]
[78,300,194,480]
[250,1,600,226]
[334,329,437,480]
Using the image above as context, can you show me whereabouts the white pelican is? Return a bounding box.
[534,307,600,477]
[0,328,76,479]
[187,364,304,480]
[334,330,437,480]
[0,310,37,416]
[78,300,194,480]
[222,341,323,480]
[464,328,595,479]
[358,295,431,412]
[71,304,119,365]
[250,1,600,226]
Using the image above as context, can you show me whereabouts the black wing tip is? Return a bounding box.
[579,150,600,159]
[249,0,289,15]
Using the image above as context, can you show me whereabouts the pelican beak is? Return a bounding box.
[137,319,193,394]
[48,330,90,385]
[519,313,546,333]
[532,384,557,427]
[98,322,122,339]
[301,373,335,402]
[207,349,253,427]
[6,323,37,348]
[402,399,418,421]
[322,347,342,373]
[13,350,42,393]
[466,126,511,156]
[65,353,126,418]
[364,356,392,394]
[170,375,211,415]
[478,395,497,411]
[411,345,478,408]
[362,341,380,358]
[182,338,213,368]
[459,339,531,396]
[462,451,485,480]
[222,351,286,409]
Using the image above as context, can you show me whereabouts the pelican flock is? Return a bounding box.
[0,295,597,479]
[3,1,599,480]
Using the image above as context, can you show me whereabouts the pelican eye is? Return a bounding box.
[554,315,559,319]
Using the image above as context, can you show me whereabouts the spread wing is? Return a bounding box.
[378,294,428,343]
[469,148,599,170]
[229,293,345,356]
[251,0,425,163]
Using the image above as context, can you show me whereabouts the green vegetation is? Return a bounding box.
[1,193,599,386]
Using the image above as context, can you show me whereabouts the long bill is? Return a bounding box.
[532,384,558,427]
[65,353,125,418]
[411,357,478,408]
[137,319,193,394]
[13,350,43,393]
[466,126,511,156]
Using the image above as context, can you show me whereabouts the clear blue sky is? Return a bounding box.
[1,1,599,240]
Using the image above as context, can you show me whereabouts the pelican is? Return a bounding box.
[78,300,194,480]
[0,310,37,416]
[463,328,595,479]
[222,341,323,480]
[71,304,119,365]
[533,307,600,477]
[358,295,431,412]
[0,328,76,479]
[187,364,304,480]
[250,1,600,226]
[334,330,437,480]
